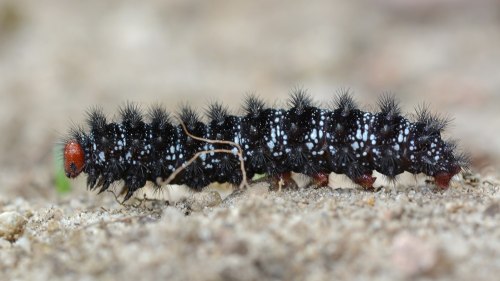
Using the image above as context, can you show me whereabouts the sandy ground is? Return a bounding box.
[1,1,500,280]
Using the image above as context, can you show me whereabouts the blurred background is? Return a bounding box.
[1,0,499,199]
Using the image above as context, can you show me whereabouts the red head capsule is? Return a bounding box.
[64,140,85,178]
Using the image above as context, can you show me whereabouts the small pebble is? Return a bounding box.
[186,191,222,211]
[0,211,27,242]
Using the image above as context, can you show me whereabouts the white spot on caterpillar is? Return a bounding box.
[306,142,313,150]
[398,133,403,143]
[356,129,362,140]
[267,141,275,149]
[310,129,317,141]
[351,142,359,150]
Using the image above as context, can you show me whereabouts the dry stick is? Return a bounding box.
[108,189,145,208]
[159,119,249,190]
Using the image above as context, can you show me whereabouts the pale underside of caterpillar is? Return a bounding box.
[63,90,468,201]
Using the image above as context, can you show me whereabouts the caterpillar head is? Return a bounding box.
[63,139,85,178]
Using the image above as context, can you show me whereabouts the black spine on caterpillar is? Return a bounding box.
[63,90,469,200]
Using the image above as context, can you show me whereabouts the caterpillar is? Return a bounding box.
[63,90,469,201]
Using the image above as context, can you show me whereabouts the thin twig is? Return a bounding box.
[159,119,249,189]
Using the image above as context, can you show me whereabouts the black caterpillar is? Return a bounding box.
[63,90,468,200]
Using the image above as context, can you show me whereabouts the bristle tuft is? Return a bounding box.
[334,88,357,116]
[415,103,451,133]
[206,102,229,124]
[243,94,266,117]
[120,102,143,129]
[288,87,313,115]
[378,93,401,119]
[148,105,170,130]
[179,105,200,129]
[86,107,107,132]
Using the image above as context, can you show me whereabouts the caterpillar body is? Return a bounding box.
[63,91,468,200]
